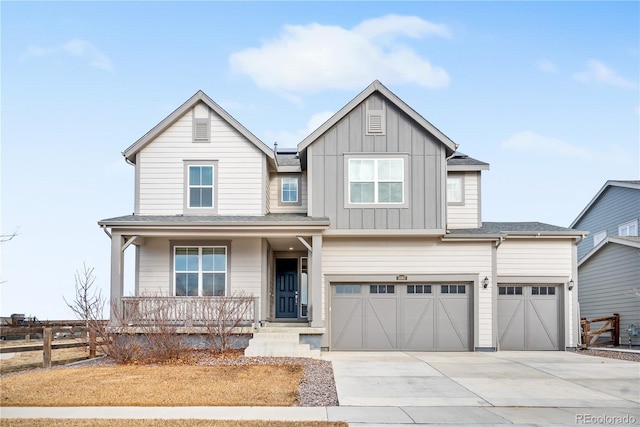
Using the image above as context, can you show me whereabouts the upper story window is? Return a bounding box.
[174,246,227,296]
[184,160,218,214]
[447,175,464,205]
[188,165,214,208]
[593,230,607,247]
[348,158,404,204]
[619,220,638,236]
[281,176,299,204]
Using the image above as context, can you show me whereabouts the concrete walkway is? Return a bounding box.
[3,351,640,426]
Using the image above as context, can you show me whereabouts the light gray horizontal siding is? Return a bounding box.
[310,93,445,230]
[138,106,265,215]
[497,240,573,277]
[137,237,262,297]
[447,171,481,229]
[574,187,640,259]
[578,242,640,345]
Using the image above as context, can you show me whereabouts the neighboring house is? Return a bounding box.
[570,180,640,346]
[99,81,583,354]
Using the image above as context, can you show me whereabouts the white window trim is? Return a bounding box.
[618,219,638,237]
[447,174,465,206]
[279,175,301,205]
[593,230,607,247]
[173,244,228,297]
[344,155,408,207]
[183,160,218,215]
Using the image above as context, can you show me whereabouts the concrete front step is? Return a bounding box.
[244,328,321,358]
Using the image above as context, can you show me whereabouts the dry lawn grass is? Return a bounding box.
[0,420,348,427]
[0,339,101,373]
[1,364,303,407]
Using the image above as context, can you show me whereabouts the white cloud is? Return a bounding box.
[21,39,113,72]
[265,111,335,147]
[536,59,557,73]
[573,59,634,88]
[501,131,592,159]
[229,15,450,95]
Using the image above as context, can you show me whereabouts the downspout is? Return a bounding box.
[444,146,459,231]
[101,224,112,239]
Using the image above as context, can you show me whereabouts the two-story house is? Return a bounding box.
[570,180,640,346]
[99,81,583,354]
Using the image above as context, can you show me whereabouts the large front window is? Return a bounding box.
[348,158,403,204]
[174,246,226,296]
[188,165,214,208]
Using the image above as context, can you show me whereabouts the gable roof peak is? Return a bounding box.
[570,179,640,228]
[122,90,274,164]
[298,80,458,153]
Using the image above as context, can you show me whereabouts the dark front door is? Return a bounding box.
[275,258,298,319]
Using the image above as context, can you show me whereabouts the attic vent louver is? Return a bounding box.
[194,119,209,142]
[367,110,385,135]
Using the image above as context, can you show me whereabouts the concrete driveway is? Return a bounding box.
[322,351,640,425]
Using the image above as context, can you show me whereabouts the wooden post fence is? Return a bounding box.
[43,327,52,368]
[580,313,620,348]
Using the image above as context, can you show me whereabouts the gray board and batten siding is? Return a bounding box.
[578,239,640,346]
[572,183,640,260]
[308,92,447,230]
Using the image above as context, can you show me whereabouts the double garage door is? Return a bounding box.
[497,284,562,350]
[331,283,472,351]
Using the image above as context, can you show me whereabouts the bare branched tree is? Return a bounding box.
[0,228,19,244]
[64,264,105,333]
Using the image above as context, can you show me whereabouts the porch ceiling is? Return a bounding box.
[268,237,309,252]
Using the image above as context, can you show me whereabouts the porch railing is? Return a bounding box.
[119,296,258,328]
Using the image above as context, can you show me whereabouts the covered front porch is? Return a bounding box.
[99,214,330,330]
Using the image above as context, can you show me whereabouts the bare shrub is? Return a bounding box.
[137,299,190,362]
[202,291,255,353]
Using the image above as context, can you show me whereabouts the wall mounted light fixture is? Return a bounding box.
[568,279,574,291]
[483,276,489,289]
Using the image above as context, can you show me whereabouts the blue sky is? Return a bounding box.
[1,1,638,319]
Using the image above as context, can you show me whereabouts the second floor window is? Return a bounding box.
[281,177,299,203]
[447,176,464,204]
[188,165,213,208]
[349,158,403,204]
[618,220,638,237]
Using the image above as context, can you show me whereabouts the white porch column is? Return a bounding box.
[109,232,124,325]
[310,234,323,328]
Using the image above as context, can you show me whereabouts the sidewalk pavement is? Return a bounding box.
[3,351,640,426]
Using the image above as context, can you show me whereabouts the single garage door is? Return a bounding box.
[331,283,472,351]
[498,285,561,350]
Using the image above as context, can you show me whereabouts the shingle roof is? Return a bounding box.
[448,222,583,236]
[276,153,301,167]
[447,152,490,169]
[99,213,330,227]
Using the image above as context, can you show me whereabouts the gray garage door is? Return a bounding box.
[498,285,561,350]
[331,283,471,351]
